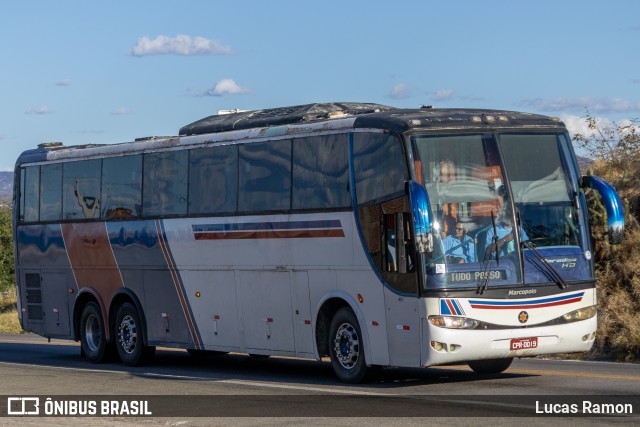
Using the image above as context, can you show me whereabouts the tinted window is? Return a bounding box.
[102,155,142,219]
[353,133,407,204]
[63,160,101,220]
[238,140,291,212]
[292,134,350,210]
[189,145,238,214]
[143,151,188,216]
[40,163,62,221]
[22,166,40,222]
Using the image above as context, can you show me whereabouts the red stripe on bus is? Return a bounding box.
[470,297,583,310]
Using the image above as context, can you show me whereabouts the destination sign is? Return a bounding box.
[446,270,506,283]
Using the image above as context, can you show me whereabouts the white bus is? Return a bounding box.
[13,102,623,383]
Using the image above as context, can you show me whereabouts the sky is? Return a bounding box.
[1,0,638,170]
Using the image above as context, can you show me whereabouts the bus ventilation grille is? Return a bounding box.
[25,273,43,321]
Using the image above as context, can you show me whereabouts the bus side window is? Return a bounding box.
[21,166,40,223]
[189,145,238,215]
[143,151,188,216]
[40,163,62,221]
[238,139,292,213]
[63,159,101,220]
[101,155,142,219]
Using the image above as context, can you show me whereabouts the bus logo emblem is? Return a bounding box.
[518,311,529,323]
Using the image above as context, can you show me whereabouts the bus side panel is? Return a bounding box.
[16,225,75,339]
[107,220,202,348]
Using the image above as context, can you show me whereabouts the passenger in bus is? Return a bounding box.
[443,221,476,263]
[485,213,528,257]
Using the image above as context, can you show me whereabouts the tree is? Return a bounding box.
[572,110,640,361]
[0,209,14,293]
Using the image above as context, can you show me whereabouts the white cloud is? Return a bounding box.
[131,34,231,56]
[560,113,640,139]
[25,105,53,115]
[204,79,252,96]
[431,89,454,102]
[521,96,640,114]
[110,107,131,115]
[56,79,72,86]
[388,83,411,99]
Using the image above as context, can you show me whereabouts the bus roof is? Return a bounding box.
[179,102,566,136]
[16,103,567,167]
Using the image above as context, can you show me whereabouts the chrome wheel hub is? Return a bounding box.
[333,322,359,369]
[118,315,137,354]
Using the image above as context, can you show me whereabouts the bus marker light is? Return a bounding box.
[357,294,364,303]
[195,291,201,297]
[371,321,379,327]
[68,288,74,294]
[213,315,220,320]
[304,320,311,325]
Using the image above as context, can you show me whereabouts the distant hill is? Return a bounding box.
[0,172,11,197]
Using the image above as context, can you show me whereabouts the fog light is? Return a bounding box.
[582,334,589,342]
[431,341,444,351]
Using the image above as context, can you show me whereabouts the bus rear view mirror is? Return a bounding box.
[581,175,624,244]
[407,181,433,253]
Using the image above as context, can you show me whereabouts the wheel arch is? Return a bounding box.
[314,291,371,362]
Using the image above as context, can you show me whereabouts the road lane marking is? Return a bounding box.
[0,361,388,396]
[439,364,640,381]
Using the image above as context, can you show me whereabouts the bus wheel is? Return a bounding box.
[467,358,513,374]
[115,302,155,366]
[329,307,368,383]
[80,302,109,363]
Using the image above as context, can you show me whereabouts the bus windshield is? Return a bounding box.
[412,132,593,290]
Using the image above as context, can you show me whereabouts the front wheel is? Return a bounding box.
[467,357,513,374]
[114,302,155,366]
[328,307,369,383]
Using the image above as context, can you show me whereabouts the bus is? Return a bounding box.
[13,102,624,383]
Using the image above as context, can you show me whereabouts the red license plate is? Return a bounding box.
[510,337,538,351]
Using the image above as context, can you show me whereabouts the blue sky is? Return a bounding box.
[1,0,638,170]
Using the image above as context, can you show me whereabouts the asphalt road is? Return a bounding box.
[0,334,638,426]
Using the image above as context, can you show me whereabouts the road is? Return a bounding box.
[0,334,638,426]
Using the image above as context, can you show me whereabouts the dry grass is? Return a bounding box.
[0,289,24,334]
[583,160,640,362]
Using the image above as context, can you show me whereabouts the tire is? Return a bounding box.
[328,307,369,383]
[79,302,110,363]
[467,357,513,374]
[114,302,155,366]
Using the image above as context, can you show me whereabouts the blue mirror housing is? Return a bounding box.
[407,181,433,253]
[581,175,624,244]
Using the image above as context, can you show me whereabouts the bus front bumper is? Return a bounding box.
[422,316,597,367]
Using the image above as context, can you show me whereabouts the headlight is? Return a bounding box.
[563,305,597,322]
[428,315,479,329]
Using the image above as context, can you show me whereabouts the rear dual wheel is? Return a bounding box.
[115,302,155,366]
[79,302,112,363]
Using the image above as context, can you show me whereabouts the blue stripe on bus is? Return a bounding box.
[192,220,343,233]
[468,291,584,306]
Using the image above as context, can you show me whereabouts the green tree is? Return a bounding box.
[0,209,14,293]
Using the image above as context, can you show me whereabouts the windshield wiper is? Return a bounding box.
[521,240,568,289]
[476,211,499,295]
